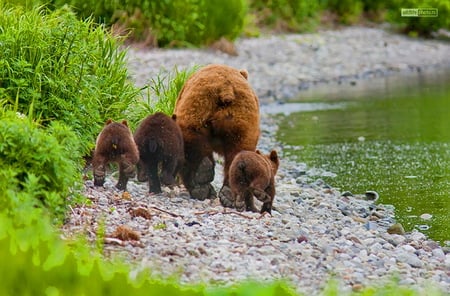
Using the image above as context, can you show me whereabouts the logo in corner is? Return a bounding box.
[401,8,438,17]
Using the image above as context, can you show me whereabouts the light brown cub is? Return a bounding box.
[92,119,139,190]
[229,150,279,214]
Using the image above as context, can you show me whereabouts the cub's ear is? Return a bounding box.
[171,114,177,121]
[255,149,262,155]
[105,119,113,125]
[239,69,248,80]
[121,120,129,127]
[269,150,278,161]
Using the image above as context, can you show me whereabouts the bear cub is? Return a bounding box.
[134,112,184,194]
[229,150,279,214]
[92,119,139,190]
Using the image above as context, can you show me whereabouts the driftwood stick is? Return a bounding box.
[149,206,182,218]
[194,209,256,220]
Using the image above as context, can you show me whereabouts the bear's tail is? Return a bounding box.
[111,137,120,151]
[148,139,158,153]
[237,162,246,172]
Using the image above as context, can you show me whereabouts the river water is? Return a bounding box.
[273,70,450,244]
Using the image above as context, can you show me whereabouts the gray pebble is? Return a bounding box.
[397,252,424,268]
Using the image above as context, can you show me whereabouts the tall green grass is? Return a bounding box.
[127,66,199,128]
[247,0,321,32]
[50,0,247,47]
[0,4,139,156]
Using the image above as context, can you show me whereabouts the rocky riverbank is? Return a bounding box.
[127,26,450,104]
[63,27,450,294]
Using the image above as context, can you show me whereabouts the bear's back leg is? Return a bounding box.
[147,159,162,194]
[160,155,178,186]
[116,153,138,191]
[92,154,107,187]
[181,136,216,200]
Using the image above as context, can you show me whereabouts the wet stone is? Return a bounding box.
[387,223,405,235]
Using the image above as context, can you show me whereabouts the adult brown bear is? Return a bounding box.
[174,64,260,204]
[134,112,184,194]
[229,150,279,214]
[92,119,139,190]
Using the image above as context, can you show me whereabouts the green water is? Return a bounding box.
[277,71,450,244]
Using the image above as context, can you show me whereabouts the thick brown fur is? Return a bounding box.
[92,119,139,190]
[174,64,260,201]
[133,112,184,194]
[229,150,279,214]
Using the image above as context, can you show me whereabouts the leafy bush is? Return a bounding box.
[0,112,82,221]
[386,0,450,35]
[0,4,139,155]
[323,0,363,24]
[248,0,321,32]
[48,0,246,47]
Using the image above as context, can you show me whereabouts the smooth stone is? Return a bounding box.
[386,234,406,246]
[417,225,430,231]
[397,252,424,268]
[445,254,450,268]
[365,221,378,231]
[365,191,379,201]
[341,191,353,197]
[400,245,416,253]
[419,213,433,220]
[387,223,405,235]
[399,278,416,285]
[432,248,445,260]
[410,231,426,241]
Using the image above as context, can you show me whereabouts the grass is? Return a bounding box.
[0,4,140,156]
[126,65,199,128]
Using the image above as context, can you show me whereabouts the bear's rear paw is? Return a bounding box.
[190,184,217,200]
[94,178,105,187]
[116,181,127,191]
[194,157,215,184]
[219,185,234,208]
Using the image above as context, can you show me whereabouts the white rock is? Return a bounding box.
[420,213,433,220]
[397,252,424,268]
[432,248,445,260]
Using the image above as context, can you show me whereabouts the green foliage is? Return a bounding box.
[325,0,363,24]
[200,0,247,44]
[49,0,247,47]
[0,4,139,155]
[0,209,297,296]
[248,0,321,32]
[127,66,198,129]
[0,112,82,222]
[386,0,450,35]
